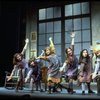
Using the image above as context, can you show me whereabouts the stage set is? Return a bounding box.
[0,81,100,99]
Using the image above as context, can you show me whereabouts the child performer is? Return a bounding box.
[92,43,100,95]
[78,49,95,95]
[60,32,78,94]
[7,38,29,92]
[92,44,100,79]
[25,51,44,92]
[37,37,61,93]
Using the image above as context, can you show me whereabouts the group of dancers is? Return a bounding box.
[6,32,100,95]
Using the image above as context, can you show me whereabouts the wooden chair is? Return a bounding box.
[4,71,18,90]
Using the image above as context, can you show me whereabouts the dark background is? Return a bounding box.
[0,1,28,86]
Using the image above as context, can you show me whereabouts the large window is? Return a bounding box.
[65,2,91,58]
[38,2,91,62]
[38,7,61,62]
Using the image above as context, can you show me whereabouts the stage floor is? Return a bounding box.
[0,86,99,99]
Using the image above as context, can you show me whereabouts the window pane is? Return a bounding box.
[65,4,72,16]
[65,32,71,43]
[65,43,70,49]
[75,31,81,42]
[76,55,79,60]
[46,8,53,19]
[73,3,81,15]
[74,18,81,30]
[74,43,82,55]
[46,33,53,45]
[55,45,61,56]
[39,9,46,20]
[65,19,73,31]
[54,21,61,32]
[82,30,90,42]
[38,46,45,56]
[82,2,89,14]
[58,56,62,64]
[54,33,61,44]
[54,7,61,18]
[39,23,45,34]
[82,42,91,53]
[47,22,53,33]
[38,34,45,45]
[82,17,90,29]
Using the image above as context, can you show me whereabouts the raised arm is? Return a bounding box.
[49,37,56,54]
[70,32,75,52]
[21,38,29,55]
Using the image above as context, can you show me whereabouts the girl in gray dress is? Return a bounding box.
[38,37,61,93]
[60,32,78,94]
[7,39,29,92]
[78,49,94,95]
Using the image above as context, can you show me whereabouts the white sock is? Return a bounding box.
[81,83,85,91]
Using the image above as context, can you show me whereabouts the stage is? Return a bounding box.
[0,82,100,99]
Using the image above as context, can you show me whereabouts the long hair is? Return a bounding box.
[94,50,100,59]
[44,46,52,56]
[13,53,23,65]
[79,49,90,65]
[65,47,74,64]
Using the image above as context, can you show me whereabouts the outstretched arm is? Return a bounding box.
[36,50,44,60]
[59,62,66,72]
[7,65,17,81]
[89,45,94,58]
[37,56,49,61]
